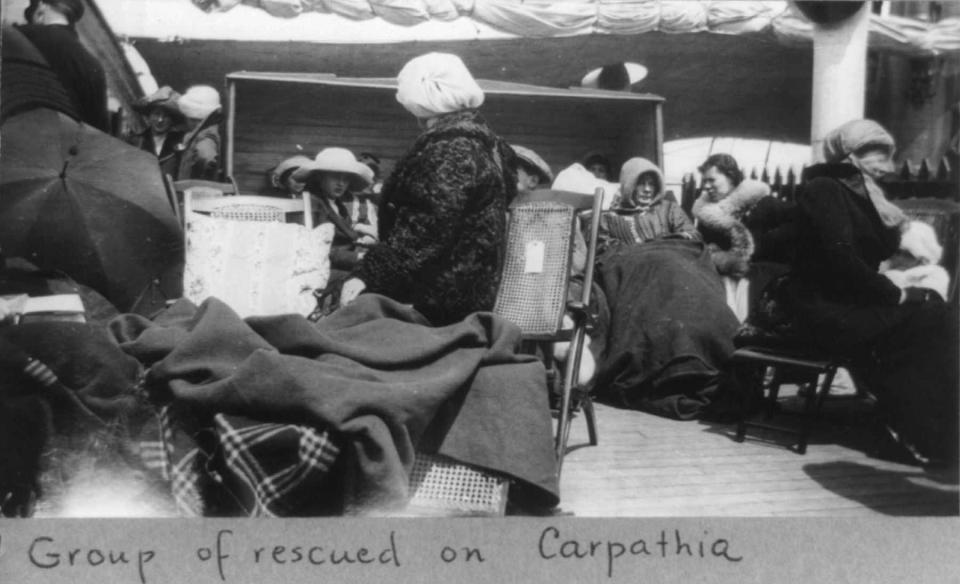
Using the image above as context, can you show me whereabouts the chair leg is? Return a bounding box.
[555,330,586,471]
[580,392,598,446]
[796,366,838,455]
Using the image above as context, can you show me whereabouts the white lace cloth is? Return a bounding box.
[184,212,333,317]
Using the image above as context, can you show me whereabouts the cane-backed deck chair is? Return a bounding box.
[182,191,323,319]
[494,188,604,471]
[404,189,604,515]
[164,174,240,225]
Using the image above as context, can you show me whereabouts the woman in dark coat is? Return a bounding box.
[345,53,517,326]
[784,119,958,464]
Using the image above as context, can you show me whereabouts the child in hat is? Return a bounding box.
[291,147,377,276]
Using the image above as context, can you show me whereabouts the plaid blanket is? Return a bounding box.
[144,408,340,517]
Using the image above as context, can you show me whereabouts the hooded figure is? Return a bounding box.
[594,157,696,257]
[346,52,517,325]
[778,119,958,464]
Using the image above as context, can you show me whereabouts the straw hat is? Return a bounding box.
[581,62,648,90]
[177,85,221,120]
[512,145,553,185]
[269,155,313,189]
[291,147,373,190]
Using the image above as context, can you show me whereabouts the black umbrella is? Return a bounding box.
[1,107,183,311]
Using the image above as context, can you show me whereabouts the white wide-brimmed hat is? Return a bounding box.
[291,147,373,190]
[178,85,221,120]
[581,62,648,90]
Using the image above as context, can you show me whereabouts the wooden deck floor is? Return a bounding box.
[556,398,959,517]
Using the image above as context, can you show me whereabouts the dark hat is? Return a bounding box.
[25,0,85,25]
[132,86,184,117]
[581,62,648,91]
[357,152,381,179]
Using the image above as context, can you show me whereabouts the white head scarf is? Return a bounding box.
[396,52,484,119]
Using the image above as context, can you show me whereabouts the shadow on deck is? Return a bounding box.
[556,400,958,517]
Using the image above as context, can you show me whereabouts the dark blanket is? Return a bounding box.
[593,238,739,419]
[110,293,559,513]
[0,321,151,516]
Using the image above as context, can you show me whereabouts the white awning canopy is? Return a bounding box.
[94,0,960,56]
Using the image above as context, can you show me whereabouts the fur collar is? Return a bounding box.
[692,179,771,225]
[692,180,770,278]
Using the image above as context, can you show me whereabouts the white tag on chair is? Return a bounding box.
[525,240,545,273]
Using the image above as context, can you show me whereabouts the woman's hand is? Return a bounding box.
[340,278,367,305]
[354,223,378,242]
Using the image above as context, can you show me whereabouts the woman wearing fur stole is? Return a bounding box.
[782,119,957,465]
[693,154,797,278]
[693,154,798,319]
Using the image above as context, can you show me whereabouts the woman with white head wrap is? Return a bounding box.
[776,118,958,464]
[395,52,485,121]
[342,53,518,326]
[173,85,223,180]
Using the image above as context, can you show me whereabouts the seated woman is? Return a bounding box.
[596,156,697,255]
[291,147,377,279]
[778,119,958,464]
[131,86,187,179]
[588,158,740,420]
[692,153,798,319]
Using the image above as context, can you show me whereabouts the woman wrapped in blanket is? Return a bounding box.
[588,159,740,420]
[341,53,517,326]
[781,119,958,465]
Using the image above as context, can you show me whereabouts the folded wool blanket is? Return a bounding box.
[110,293,559,513]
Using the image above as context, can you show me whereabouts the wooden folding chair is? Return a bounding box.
[493,188,604,472]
